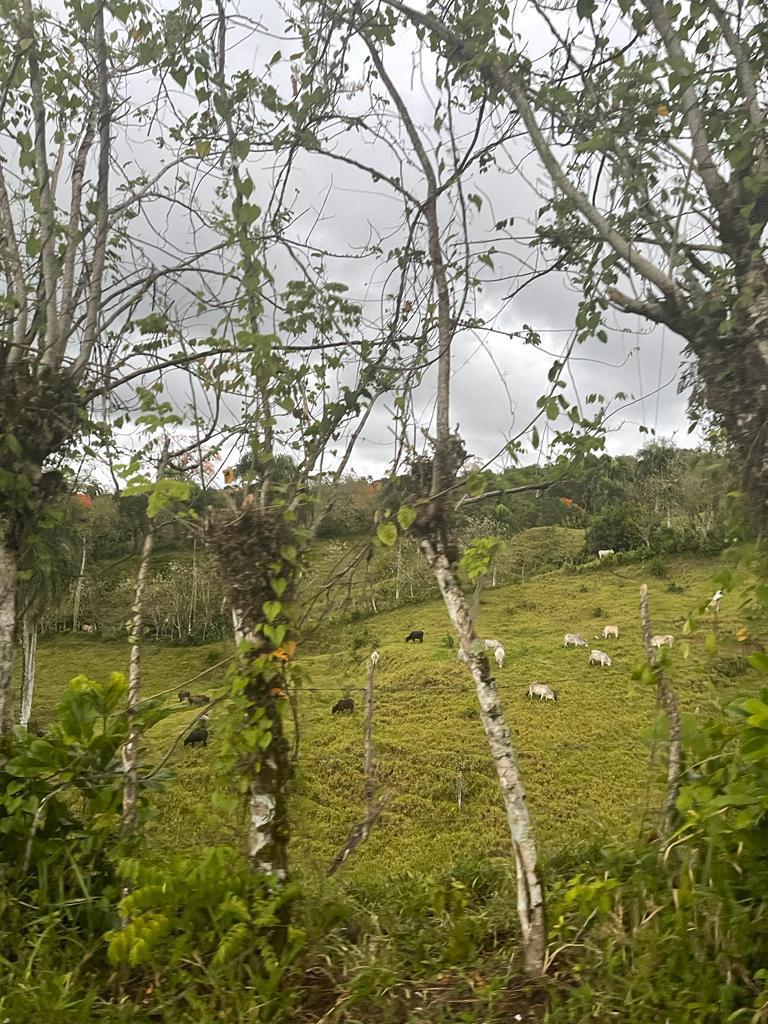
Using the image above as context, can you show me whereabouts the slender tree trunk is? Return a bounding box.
[327,657,386,875]
[71,540,87,632]
[231,605,291,879]
[639,584,682,846]
[122,450,168,835]
[422,536,546,973]
[188,538,197,638]
[121,523,157,834]
[362,657,376,814]
[395,537,401,602]
[0,543,17,738]
[19,614,37,728]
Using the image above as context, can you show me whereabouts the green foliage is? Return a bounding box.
[459,535,504,581]
[1,674,131,912]
[107,849,304,1016]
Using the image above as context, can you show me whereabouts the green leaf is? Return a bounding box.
[264,623,287,647]
[705,633,717,653]
[531,426,540,449]
[377,522,398,547]
[576,0,598,20]
[749,652,768,675]
[280,545,297,564]
[263,600,281,623]
[270,578,288,598]
[195,139,211,157]
[397,506,417,530]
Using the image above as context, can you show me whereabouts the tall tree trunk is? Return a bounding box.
[422,536,547,974]
[121,522,157,835]
[71,540,87,632]
[231,605,291,879]
[0,542,17,738]
[19,614,37,728]
[639,584,682,846]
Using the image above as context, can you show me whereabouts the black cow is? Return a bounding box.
[184,727,208,747]
[178,690,190,702]
[332,698,355,715]
[405,630,424,643]
[187,694,210,706]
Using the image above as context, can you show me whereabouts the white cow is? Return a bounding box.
[601,624,619,639]
[484,639,502,650]
[494,645,506,668]
[82,624,95,634]
[651,634,674,648]
[589,649,612,668]
[708,589,723,612]
[370,650,381,667]
[598,549,615,560]
[564,633,588,648]
[527,682,557,702]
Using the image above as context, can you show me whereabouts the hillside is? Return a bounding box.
[24,554,764,881]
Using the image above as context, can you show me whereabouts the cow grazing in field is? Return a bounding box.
[484,639,502,650]
[527,682,557,702]
[187,694,210,706]
[184,727,208,748]
[651,634,674,648]
[598,549,615,560]
[494,646,506,668]
[589,649,612,668]
[332,698,355,715]
[81,624,95,634]
[405,630,424,643]
[563,633,587,648]
[178,690,190,703]
[601,625,619,639]
[708,589,723,612]
[370,650,381,667]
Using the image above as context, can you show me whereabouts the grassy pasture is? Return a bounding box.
[22,555,764,882]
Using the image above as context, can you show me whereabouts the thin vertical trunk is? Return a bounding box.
[327,657,385,875]
[0,543,17,738]
[423,536,547,974]
[188,538,198,637]
[395,538,401,602]
[361,29,546,974]
[121,523,157,834]
[122,452,167,835]
[639,584,682,846]
[19,615,37,728]
[71,541,87,632]
[362,657,376,813]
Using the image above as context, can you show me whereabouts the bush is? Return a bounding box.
[649,555,668,577]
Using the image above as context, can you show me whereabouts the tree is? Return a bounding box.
[0,0,247,736]
[16,499,80,727]
[382,0,768,527]
[283,3,552,971]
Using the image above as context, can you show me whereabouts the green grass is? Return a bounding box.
[25,554,765,882]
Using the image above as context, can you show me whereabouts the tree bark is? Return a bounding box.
[71,540,87,632]
[0,542,17,738]
[421,536,547,974]
[19,614,37,728]
[639,584,682,846]
[121,521,157,835]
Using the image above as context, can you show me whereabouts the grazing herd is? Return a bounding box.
[177,586,725,746]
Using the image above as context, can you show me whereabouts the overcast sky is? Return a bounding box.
[106,0,695,481]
